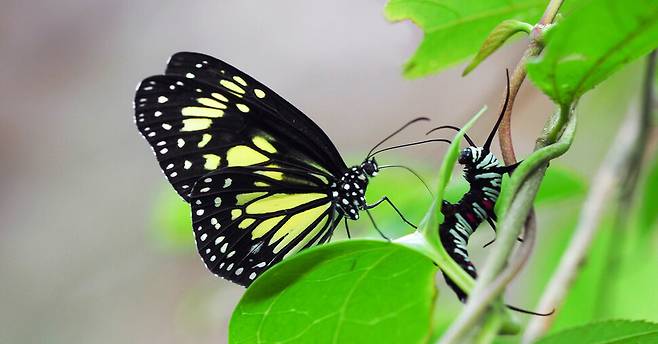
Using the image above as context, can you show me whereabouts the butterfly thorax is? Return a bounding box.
[331,159,378,220]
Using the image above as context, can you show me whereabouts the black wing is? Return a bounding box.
[190,165,342,286]
[135,52,347,202]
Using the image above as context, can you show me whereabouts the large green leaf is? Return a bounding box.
[384,0,546,78]
[229,240,437,344]
[536,320,658,344]
[527,0,658,106]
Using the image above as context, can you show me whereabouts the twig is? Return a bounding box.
[498,0,565,165]
[521,52,656,342]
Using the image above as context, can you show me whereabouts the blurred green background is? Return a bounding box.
[1,1,656,343]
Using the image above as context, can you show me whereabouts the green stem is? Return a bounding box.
[474,309,504,344]
[546,103,570,143]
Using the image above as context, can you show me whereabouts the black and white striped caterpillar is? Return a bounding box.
[430,74,550,316]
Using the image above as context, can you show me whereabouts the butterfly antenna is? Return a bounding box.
[483,69,511,152]
[378,164,433,197]
[506,304,555,317]
[369,138,452,157]
[366,117,431,159]
[425,125,477,146]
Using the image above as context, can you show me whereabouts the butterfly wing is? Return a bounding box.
[190,165,341,285]
[135,52,347,202]
[165,52,346,173]
[135,52,350,284]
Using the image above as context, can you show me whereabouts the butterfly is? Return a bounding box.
[134,52,430,286]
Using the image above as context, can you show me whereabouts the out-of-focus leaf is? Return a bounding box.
[638,154,658,235]
[536,320,658,344]
[496,165,585,215]
[463,19,533,76]
[548,217,613,330]
[384,0,546,78]
[535,165,586,203]
[229,240,436,344]
[150,186,193,251]
[527,0,658,105]
[606,245,658,322]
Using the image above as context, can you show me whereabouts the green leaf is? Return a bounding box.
[638,154,658,235]
[229,240,436,344]
[527,0,658,105]
[496,165,586,213]
[535,165,586,203]
[536,320,658,344]
[384,0,546,78]
[149,186,193,252]
[463,19,533,76]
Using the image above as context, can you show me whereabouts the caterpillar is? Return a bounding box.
[429,73,550,316]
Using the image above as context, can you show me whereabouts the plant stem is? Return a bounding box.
[521,52,656,342]
[498,0,565,165]
[474,309,504,344]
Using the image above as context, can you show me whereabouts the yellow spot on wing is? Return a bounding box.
[233,76,247,86]
[252,136,277,153]
[220,79,245,94]
[181,118,213,131]
[312,174,329,184]
[231,209,242,220]
[197,97,227,109]
[255,170,283,180]
[254,89,266,98]
[198,134,212,148]
[238,218,255,229]
[282,215,329,259]
[203,154,221,170]
[271,204,329,253]
[254,182,270,187]
[236,192,268,205]
[226,145,268,166]
[252,215,284,239]
[211,92,229,102]
[236,104,250,113]
[246,193,326,214]
[181,107,224,118]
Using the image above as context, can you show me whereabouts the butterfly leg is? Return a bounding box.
[482,216,524,248]
[364,208,390,241]
[366,196,417,229]
[499,161,523,175]
[482,217,498,248]
[344,217,352,239]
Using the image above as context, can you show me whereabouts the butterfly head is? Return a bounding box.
[361,158,379,177]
